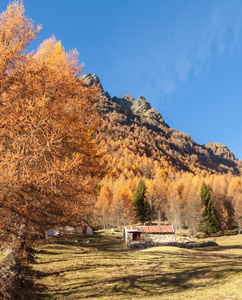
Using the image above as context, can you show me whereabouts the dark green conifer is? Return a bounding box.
[200,182,219,233]
[133,179,149,224]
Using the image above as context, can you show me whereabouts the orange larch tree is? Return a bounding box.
[0,1,103,259]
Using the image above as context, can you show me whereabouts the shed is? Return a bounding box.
[45,225,93,238]
[124,225,175,244]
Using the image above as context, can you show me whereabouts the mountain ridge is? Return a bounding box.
[83,73,241,175]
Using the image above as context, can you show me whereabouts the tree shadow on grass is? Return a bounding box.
[35,259,242,299]
[208,244,242,251]
[85,261,241,299]
[33,235,242,299]
[195,245,242,259]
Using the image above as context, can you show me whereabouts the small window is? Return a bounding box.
[133,232,141,241]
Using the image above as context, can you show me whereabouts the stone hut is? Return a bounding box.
[124,225,175,244]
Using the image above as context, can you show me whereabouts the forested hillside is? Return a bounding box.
[83,73,242,235]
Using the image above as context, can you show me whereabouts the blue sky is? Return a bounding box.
[1,0,242,159]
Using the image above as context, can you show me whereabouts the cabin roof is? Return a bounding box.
[125,225,175,233]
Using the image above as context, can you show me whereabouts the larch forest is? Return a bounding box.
[0,1,242,299]
[85,73,242,236]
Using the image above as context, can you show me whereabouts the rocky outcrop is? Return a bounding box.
[112,94,168,127]
[205,143,235,160]
[82,73,115,114]
[82,73,101,88]
[112,94,135,111]
[142,108,167,126]
[131,95,151,113]
[82,73,168,128]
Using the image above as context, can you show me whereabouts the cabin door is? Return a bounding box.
[133,232,141,241]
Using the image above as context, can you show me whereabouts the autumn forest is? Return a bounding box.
[0,1,242,298]
[85,74,242,236]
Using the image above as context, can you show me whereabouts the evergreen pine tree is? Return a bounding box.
[200,182,219,233]
[133,179,148,224]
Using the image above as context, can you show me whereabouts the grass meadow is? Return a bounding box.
[30,233,242,300]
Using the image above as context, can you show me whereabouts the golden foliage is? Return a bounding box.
[0,1,103,251]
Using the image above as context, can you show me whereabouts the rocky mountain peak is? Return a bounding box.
[82,73,168,127]
[82,73,100,86]
[111,93,167,127]
[131,95,151,113]
[123,94,135,102]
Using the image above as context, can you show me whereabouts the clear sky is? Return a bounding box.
[1,0,242,159]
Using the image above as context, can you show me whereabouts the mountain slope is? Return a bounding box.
[83,73,241,175]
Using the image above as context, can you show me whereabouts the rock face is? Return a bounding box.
[82,73,101,87]
[131,95,151,113]
[205,143,235,160]
[112,94,168,127]
[112,94,135,111]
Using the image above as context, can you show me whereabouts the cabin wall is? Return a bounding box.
[125,231,175,244]
[126,232,134,244]
[140,233,175,243]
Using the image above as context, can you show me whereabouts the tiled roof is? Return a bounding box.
[125,225,175,233]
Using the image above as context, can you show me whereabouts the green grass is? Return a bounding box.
[27,234,242,299]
